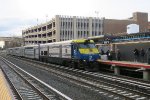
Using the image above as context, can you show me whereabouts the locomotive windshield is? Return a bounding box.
[78,43,96,48]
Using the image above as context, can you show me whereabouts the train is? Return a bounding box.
[7,39,100,70]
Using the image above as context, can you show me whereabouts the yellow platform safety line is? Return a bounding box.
[0,69,14,100]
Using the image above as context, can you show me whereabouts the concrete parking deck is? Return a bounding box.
[0,69,14,100]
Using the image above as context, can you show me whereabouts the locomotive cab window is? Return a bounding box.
[78,43,95,48]
[73,44,79,51]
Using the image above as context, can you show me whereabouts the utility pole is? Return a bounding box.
[95,11,104,35]
[46,14,48,22]
[37,18,39,25]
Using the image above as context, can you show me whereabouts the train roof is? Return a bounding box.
[40,39,95,47]
[24,44,38,47]
[40,40,72,47]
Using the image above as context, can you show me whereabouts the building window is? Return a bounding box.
[38,34,41,38]
[53,30,56,35]
[84,31,86,37]
[42,34,46,38]
[53,22,55,27]
[71,22,72,28]
[47,24,52,29]
[87,23,89,28]
[95,23,98,28]
[42,26,46,31]
[63,22,65,27]
[92,23,94,28]
[34,29,37,32]
[84,23,86,28]
[68,22,70,28]
[47,32,52,37]
[53,39,56,42]
[78,31,80,38]
[43,41,46,43]
[38,28,41,32]
[78,22,80,28]
[92,31,94,36]
[87,31,89,36]
[48,40,52,43]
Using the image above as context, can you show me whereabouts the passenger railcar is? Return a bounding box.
[24,45,39,59]
[7,47,23,57]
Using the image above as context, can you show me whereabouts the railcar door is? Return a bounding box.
[71,43,79,59]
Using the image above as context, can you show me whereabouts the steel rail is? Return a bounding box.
[0,68,23,100]
[6,56,150,100]
[1,56,72,100]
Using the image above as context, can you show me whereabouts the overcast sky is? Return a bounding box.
[0,0,149,37]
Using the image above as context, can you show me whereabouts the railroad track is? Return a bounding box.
[0,56,72,100]
[3,55,150,100]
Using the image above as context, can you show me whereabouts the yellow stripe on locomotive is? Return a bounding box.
[79,48,99,54]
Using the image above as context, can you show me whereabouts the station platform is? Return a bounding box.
[97,60,150,69]
[97,60,150,81]
[0,69,14,100]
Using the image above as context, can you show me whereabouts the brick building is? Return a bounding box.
[103,12,148,34]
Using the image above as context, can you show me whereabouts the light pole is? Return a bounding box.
[95,11,99,17]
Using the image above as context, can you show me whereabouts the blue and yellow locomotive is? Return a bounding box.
[70,39,100,70]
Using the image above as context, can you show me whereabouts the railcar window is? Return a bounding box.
[41,51,43,55]
[65,49,67,53]
[25,47,34,49]
[44,51,47,55]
